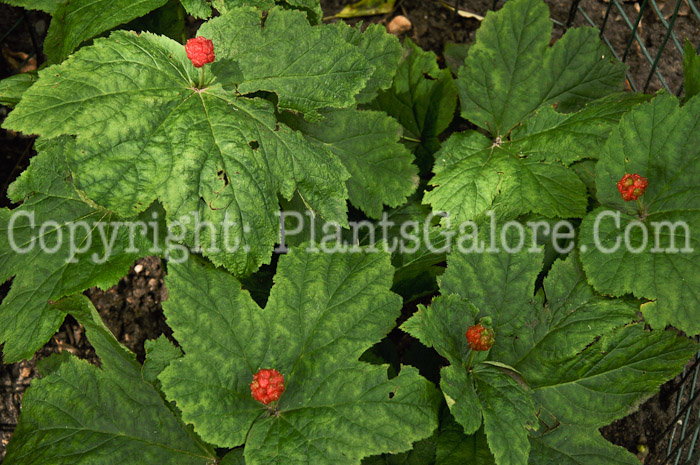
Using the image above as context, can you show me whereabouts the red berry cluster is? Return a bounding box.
[617,173,648,201]
[185,37,215,68]
[465,323,495,351]
[250,368,285,405]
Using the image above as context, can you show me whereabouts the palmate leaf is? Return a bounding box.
[402,225,695,464]
[158,247,440,465]
[331,21,402,104]
[0,138,154,363]
[3,8,400,276]
[281,108,418,219]
[198,8,386,115]
[368,39,457,175]
[3,295,216,465]
[579,93,700,334]
[3,0,170,63]
[424,94,646,223]
[403,296,537,465]
[456,0,626,136]
[528,426,639,465]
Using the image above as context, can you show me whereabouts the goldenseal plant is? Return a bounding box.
[1,0,700,463]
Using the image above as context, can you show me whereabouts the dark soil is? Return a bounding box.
[1,0,699,462]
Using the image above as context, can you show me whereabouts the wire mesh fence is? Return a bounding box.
[655,351,700,465]
[570,0,699,93]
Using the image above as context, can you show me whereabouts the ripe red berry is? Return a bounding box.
[185,36,215,68]
[616,173,647,201]
[465,323,495,351]
[250,368,285,405]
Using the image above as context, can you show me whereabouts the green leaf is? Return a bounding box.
[511,254,639,380]
[124,0,187,43]
[423,93,646,223]
[199,7,375,115]
[457,0,625,135]
[457,0,550,135]
[443,42,469,77]
[579,93,700,334]
[159,247,440,465]
[436,414,495,465]
[526,323,696,428]
[423,132,504,223]
[283,0,323,24]
[402,295,478,366]
[0,0,58,14]
[4,26,355,276]
[0,138,153,362]
[540,27,627,113]
[3,295,216,464]
[368,39,457,175]
[424,131,588,223]
[529,426,639,465]
[180,0,322,23]
[473,364,537,465]
[403,295,537,465]
[179,0,214,17]
[416,231,694,463]
[281,107,418,219]
[142,335,182,386]
[180,0,273,18]
[509,93,650,165]
[499,256,694,431]
[221,449,246,465]
[45,0,169,63]
[683,39,700,101]
[436,225,545,355]
[362,434,437,465]
[331,22,402,104]
[0,72,37,106]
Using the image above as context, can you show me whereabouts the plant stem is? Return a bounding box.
[466,350,476,371]
[636,197,645,217]
[198,67,206,89]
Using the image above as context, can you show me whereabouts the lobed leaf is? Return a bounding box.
[368,39,457,175]
[580,93,700,334]
[3,22,376,275]
[423,94,647,223]
[457,0,626,136]
[3,295,216,465]
[49,0,169,63]
[529,426,639,465]
[0,138,153,362]
[199,7,375,115]
[405,227,695,464]
[282,108,418,219]
[158,247,440,465]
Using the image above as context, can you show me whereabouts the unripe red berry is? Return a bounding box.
[185,36,215,68]
[465,323,495,351]
[617,173,647,201]
[250,368,285,405]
